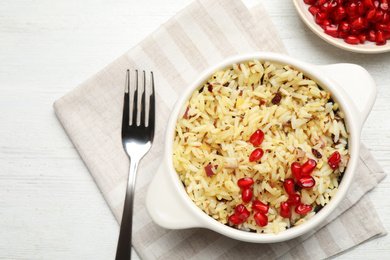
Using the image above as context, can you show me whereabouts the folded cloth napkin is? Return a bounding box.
[53,0,387,259]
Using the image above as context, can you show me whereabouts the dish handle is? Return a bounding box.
[316,63,377,130]
[146,158,203,229]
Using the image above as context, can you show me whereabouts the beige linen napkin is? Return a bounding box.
[53,0,387,259]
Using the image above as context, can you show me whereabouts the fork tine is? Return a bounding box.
[148,71,155,129]
[131,70,139,126]
[122,70,130,127]
[140,71,146,126]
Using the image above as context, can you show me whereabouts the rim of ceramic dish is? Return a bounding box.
[291,0,390,54]
[160,52,362,243]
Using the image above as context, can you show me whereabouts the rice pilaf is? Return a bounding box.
[172,59,350,234]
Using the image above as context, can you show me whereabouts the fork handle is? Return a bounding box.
[115,158,138,260]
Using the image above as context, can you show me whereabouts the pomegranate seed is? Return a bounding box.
[333,6,347,21]
[280,201,292,218]
[328,151,341,169]
[363,0,376,9]
[351,17,367,29]
[229,214,243,225]
[309,6,321,16]
[321,0,339,13]
[234,204,250,220]
[315,12,330,24]
[301,159,317,176]
[325,24,340,36]
[321,19,332,28]
[287,194,302,206]
[283,178,296,196]
[374,0,381,9]
[380,0,389,11]
[339,21,351,32]
[252,200,269,214]
[291,162,302,180]
[295,203,313,215]
[357,1,367,16]
[249,129,264,146]
[382,12,390,23]
[346,2,359,18]
[367,29,377,41]
[254,212,268,227]
[345,35,361,44]
[204,164,215,177]
[359,33,367,42]
[249,148,264,162]
[338,30,349,38]
[376,30,387,44]
[304,0,317,4]
[237,177,254,189]
[297,176,316,188]
[366,9,378,21]
[376,22,388,30]
[242,188,253,204]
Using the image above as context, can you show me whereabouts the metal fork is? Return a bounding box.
[115,70,155,260]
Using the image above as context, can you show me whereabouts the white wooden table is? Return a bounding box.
[1,0,389,259]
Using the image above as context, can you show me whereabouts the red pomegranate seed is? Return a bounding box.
[345,35,361,44]
[359,33,367,42]
[363,0,376,9]
[249,129,264,146]
[351,17,367,30]
[321,19,332,28]
[291,162,302,180]
[204,164,215,177]
[374,0,381,8]
[283,178,296,196]
[249,148,264,162]
[376,30,387,44]
[367,29,377,41]
[309,6,321,16]
[382,12,390,23]
[304,0,317,4]
[333,6,347,21]
[301,159,317,176]
[280,201,292,218]
[346,2,359,18]
[287,194,302,206]
[297,176,316,188]
[357,1,367,16]
[229,214,243,225]
[242,188,253,204]
[328,151,341,169]
[254,212,268,227]
[339,21,351,32]
[252,200,269,214]
[315,12,330,24]
[295,203,313,215]
[234,204,250,220]
[376,22,388,30]
[325,24,340,36]
[237,177,254,189]
[380,0,389,11]
[321,0,338,13]
[366,9,379,22]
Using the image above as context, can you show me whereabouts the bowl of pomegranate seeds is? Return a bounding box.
[292,0,390,53]
[146,52,376,242]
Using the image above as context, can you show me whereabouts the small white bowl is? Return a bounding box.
[146,52,376,243]
[292,0,390,54]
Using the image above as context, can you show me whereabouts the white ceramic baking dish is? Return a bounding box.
[146,52,376,243]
